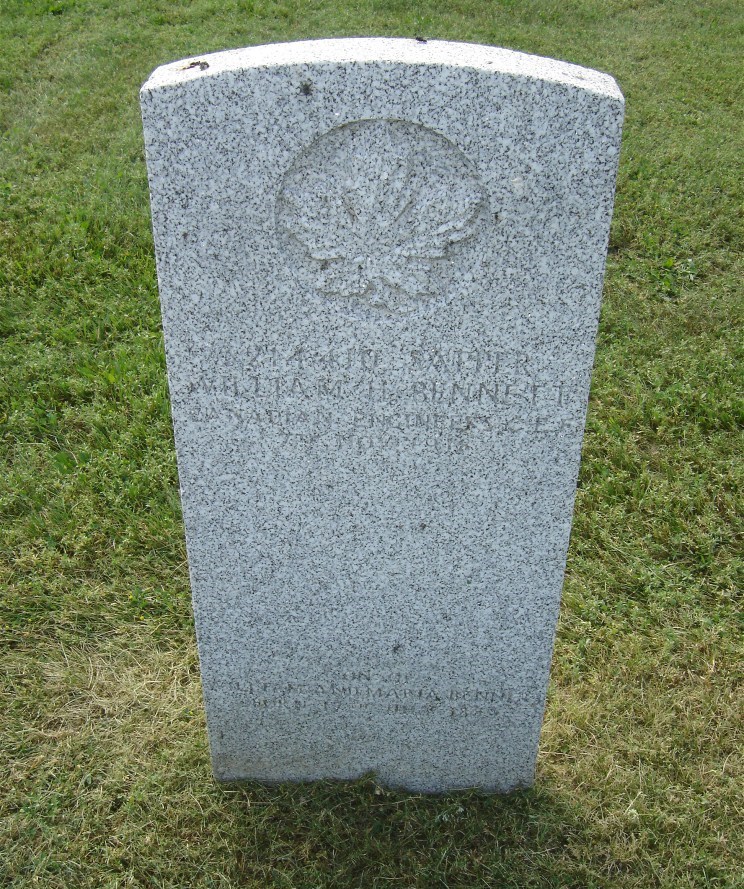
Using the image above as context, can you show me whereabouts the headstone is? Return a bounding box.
[141,38,623,792]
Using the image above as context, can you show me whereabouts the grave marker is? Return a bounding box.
[141,38,623,791]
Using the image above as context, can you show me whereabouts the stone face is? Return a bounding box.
[140,38,623,792]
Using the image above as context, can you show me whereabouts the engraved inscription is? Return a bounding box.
[176,343,575,452]
[276,119,487,315]
[230,678,535,719]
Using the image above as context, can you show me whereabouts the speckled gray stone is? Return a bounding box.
[140,38,623,792]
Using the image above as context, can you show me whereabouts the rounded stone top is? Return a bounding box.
[141,37,623,104]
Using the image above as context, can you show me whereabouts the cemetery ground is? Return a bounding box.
[0,1,741,887]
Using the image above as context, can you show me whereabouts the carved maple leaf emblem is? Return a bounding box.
[276,120,486,314]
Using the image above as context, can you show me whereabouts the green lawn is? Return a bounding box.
[1,1,742,887]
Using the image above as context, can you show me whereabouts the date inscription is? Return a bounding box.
[232,678,523,719]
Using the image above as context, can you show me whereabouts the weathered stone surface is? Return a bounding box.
[141,38,623,792]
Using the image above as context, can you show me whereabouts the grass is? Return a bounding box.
[0,0,742,886]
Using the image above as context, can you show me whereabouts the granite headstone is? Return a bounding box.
[140,38,623,792]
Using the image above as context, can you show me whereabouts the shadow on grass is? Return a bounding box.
[217,775,601,888]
